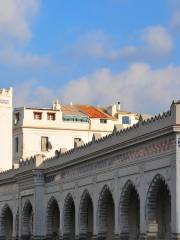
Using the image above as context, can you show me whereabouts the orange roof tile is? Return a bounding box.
[78,105,111,119]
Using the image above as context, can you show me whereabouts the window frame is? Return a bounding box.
[100,119,107,124]
[47,112,56,121]
[122,116,131,124]
[41,136,49,152]
[33,112,42,120]
[15,137,19,153]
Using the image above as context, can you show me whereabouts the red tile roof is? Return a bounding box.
[78,105,111,119]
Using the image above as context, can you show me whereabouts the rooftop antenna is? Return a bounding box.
[117,101,121,111]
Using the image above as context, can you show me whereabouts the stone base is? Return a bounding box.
[32,237,46,240]
[119,233,129,240]
[61,234,76,240]
[171,233,180,240]
[139,233,147,240]
[78,233,94,240]
[113,234,120,240]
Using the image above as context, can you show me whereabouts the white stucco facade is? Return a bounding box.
[0,88,12,170]
[13,103,143,165]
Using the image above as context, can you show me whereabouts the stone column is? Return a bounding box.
[32,170,46,240]
[59,200,63,240]
[171,135,180,240]
[0,215,4,240]
[170,134,180,240]
[93,193,98,238]
[139,170,147,240]
[75,198,79,240]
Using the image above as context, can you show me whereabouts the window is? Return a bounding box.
[34,112,42,120]
[47,112,56,120]
[63,115,89,123]
[15,137,19,153]
[14,112,20,125]
[41,137,49,152]
[122,116,130,124]
[100,119,107,124]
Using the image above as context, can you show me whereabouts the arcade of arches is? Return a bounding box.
[0,174,172,240]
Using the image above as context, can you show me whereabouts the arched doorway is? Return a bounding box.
[79,190,93,240]
[63,194,75,240]
[46,197,60,240]
[0,204,13,240]
[98,185,115,240]
[22,200,33,240]
[119,180,140,240]
[146,174,171,240]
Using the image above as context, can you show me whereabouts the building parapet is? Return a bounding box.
[0,168,17,182]
[43,102,179,169]
[0,87,12,97]
[0,101,179,180]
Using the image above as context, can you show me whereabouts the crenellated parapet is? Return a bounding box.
[0,101,179,177]
[43,102,179,169]
[19,154,45,170]
[0,87,12,97]
[0,168,17,182]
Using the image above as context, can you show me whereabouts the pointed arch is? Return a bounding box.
[119,180,140,239]
[63,193,75,240]
[98,185,115,240]
[146,174,171,239]
[46,196,60,239]
[79,190,93,240]
[22,200,33,239]
[0,204,13,239]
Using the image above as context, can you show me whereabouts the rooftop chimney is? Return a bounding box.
[53,100,61,110]
[117,101,121,111]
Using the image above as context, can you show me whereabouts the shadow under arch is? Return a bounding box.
[63,193,75,240]
[97,185,115,240]
[79,189,93,240]
[119,179,140,240]
[146,174,171,239]
[46,196,60,240]
[0,204,13,240]
[22,200,33,240]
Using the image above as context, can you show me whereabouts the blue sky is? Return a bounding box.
[1,0,180,114]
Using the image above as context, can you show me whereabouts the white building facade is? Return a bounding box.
[0,88,13,170]
[13,102,142,165]
[0,102,179,239]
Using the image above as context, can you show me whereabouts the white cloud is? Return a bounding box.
[171,11,180,30]
[64,30,112,59]
[0,47,51,68]
[0,0,51,69]
[14,63,180,114]
[0,0,40,41]
[110,26,173,60]
[14,81,55,107]
[61,63,180,113]
[143,26,173,54]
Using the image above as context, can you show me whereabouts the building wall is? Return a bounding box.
[14,127,111,162]
[0,88,12,170]
[13,108,119,163]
